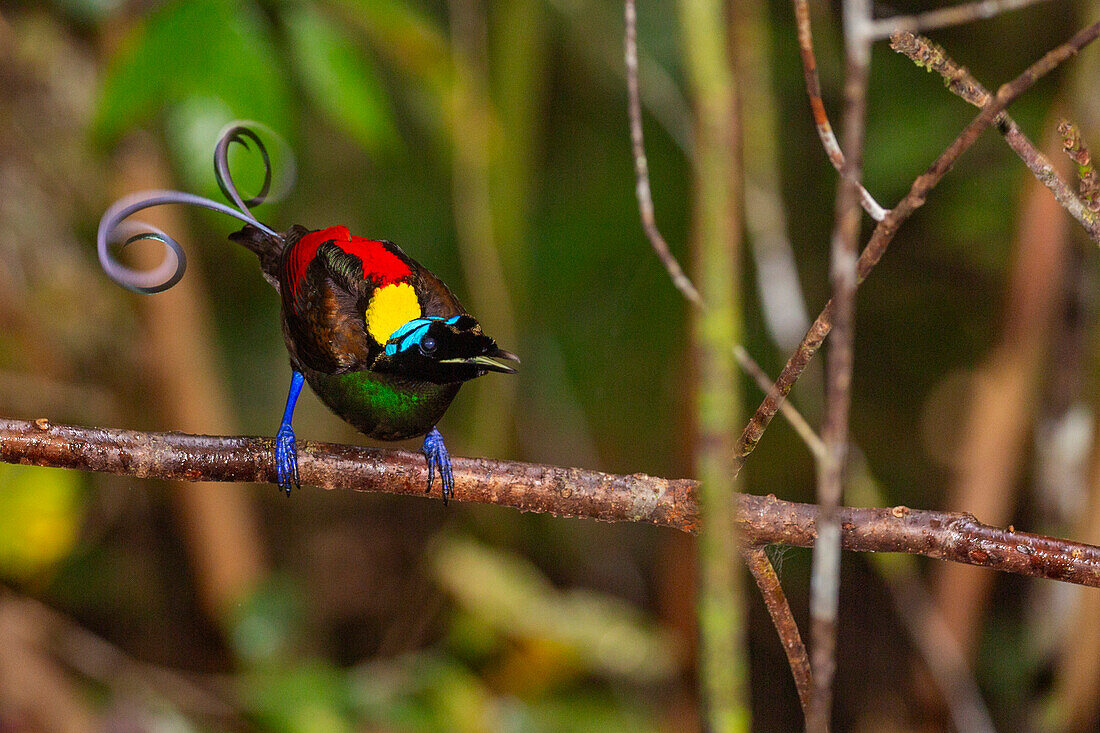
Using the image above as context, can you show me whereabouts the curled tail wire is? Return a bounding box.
[97,123,289,293]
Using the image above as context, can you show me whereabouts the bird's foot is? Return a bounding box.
[422,427,453,505]
[275,422,300,496]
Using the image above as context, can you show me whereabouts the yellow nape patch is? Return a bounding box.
[366,283,422,345]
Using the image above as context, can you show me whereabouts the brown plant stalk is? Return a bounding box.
[736,20,1100,466]
[5,417,1100,588]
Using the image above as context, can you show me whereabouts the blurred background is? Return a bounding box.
[1,0,1099,730]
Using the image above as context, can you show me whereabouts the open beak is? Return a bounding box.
[441,348,520,374]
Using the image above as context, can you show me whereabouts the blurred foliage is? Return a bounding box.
[0,465,83,582]
[0,0,1097,730]
[222,543,670,731]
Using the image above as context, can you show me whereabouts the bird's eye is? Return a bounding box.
[420,336,437,354]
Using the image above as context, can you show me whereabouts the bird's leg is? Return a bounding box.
[422,427,454,505]
[275,370,304,495]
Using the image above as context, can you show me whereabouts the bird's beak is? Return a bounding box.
[441,349,520,374]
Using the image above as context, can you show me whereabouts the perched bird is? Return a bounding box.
[98,125,517,502]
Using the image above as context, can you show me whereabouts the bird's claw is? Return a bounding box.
[422,427,454,505]
[275,422,300,496]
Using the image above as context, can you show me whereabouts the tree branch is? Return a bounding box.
[868,0,1057,39]
[742,546,812,718]
[889,30,1100,241]
[807,0,871,726]
[6,417,1100,588]
[791,0,888,221]
[736,19,1100,464]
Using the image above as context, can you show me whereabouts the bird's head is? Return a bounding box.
[372,315,519,384]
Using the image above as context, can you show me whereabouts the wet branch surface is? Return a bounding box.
[5,417,1100,588]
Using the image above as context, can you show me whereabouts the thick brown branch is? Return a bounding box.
[5,418,1100,588]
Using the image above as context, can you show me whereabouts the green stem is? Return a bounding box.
[679,0,748,729]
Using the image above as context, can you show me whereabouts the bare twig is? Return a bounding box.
[624,0,702,306]
[869,0,1058,39]
[733,345,826,461]
[742,546,813,718]
[1058,119,1100,212]
[6,418,1100,587]
[806,1,872,729]
[890,31,1100,240]
[792,0,888,221]
[737,20,1100,466]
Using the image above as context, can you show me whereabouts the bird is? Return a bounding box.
[97,125,518,503]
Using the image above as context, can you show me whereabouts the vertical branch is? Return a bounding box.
[628,8,819,721]
[806,1,871,729]
[678,0,748,728]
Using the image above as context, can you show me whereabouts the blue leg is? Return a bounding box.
[422,427,454,505]
[275,371,305,496]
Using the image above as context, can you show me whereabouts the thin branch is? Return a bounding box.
[733,345,826,461]
[890,31,1100,240]
[736,20,1100,466]
[624,0,703,306]
[869,0,1058,39]
[626,0,825,464]
[6,418,1100,587]
[792,0,888,221]
[806,1,872,728]
[1059,119,1100,212]
[742,546,813,719]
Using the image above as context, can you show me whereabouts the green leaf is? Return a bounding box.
[95,0,293,144]
[284,5,399,153]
